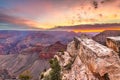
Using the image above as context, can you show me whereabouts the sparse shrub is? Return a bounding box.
[41,58,61,80]
[19,70,32,80]
[49,58,61,80]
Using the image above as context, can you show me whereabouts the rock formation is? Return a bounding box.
[106,36,120,55]
[93,30,120,45]
[41,36,120,80]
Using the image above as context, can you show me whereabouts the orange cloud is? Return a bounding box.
[72,27,120,33]
[0,12,44,29]
[0,0,120,29]
[53,24,120,33]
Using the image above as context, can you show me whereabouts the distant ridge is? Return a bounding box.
[93,30,120,45]
[51,23,120,29]
[50,23,120,32]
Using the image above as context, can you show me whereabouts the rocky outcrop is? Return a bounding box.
[93,30,120,45]
[42,37,120,80]
[106,36,120,55]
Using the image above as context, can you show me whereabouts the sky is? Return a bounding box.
[0,0,120,31]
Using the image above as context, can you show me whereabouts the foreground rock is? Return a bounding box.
[42,37,120,80]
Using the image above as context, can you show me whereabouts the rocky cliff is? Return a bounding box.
[41,36,120,80]
[106,36,120,55]
[93,30,120,45]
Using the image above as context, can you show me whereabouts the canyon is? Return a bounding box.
[0,30,120,80]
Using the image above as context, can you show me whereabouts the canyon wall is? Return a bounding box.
[106,37,120,55]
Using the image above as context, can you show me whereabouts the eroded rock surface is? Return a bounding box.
[106,36,120,55]
[42,36,120,80]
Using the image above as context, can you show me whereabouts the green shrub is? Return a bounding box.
[19,70,32,80]
[49,58,61,80]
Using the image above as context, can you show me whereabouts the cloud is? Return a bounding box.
[51,24,120,32]
[0,11,44,29]
[0,0,120,29]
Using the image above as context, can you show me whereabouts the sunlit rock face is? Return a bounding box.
[93,30,120,45]
[76,37,120,80]
[106,36,120,55]
[42,37,120,80]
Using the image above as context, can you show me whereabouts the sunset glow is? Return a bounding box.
[73,28,120,33]
[0,0,120,32]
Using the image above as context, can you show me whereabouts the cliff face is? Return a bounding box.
[106,37,120,55]
[41,37,120,80]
